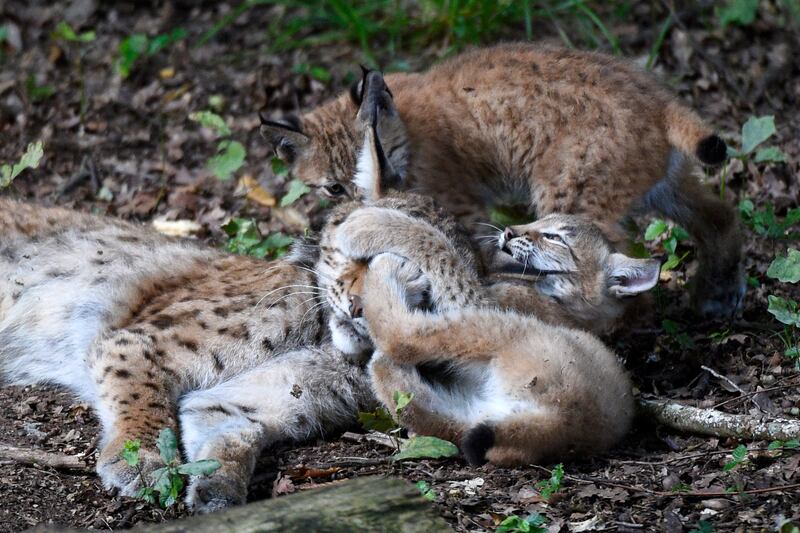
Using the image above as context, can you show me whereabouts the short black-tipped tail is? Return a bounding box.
[461,423,495,466]
[696,135,727,165]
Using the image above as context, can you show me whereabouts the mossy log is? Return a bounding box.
[136,476,451,532]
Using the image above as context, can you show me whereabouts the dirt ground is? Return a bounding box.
[1,1,799,531]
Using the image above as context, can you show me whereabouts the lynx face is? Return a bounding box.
[496,213,661,306]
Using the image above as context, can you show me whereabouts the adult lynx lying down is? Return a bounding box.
[262,43,743,318]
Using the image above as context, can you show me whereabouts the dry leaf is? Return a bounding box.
[240,175,276,207]
[152,218,201,237]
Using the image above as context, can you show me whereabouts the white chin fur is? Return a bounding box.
[329,317,372,360]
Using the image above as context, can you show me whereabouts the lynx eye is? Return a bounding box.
[323,183,347,198]
[542,232,565,244]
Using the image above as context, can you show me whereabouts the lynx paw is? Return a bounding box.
[186,474,247,514]
[97,446,162,496]
[693,270,746,319]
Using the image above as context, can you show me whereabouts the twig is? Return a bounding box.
[712,383,798,410]
[0,443,92,473]
[341,431,400,450]
[639,399,800,441]
[310,457,390,469]
[701,365,746,395]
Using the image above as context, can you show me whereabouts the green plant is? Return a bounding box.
[1,141,44,189]
[190,110,247,181]
[689,520,714,533]
[415,480,436,501]
[496,513,546,533]
[739,200,800,240]
[358,390,459,461]
[116,28,187,78]
[280,179,311,207]
[720,116,786,199]
[767,439,800,452]
[223,218,293,259]
[644,218,690,271]
[122,428,220,507]
[489,204,536,228]
[535,463,564,500]
[766,248,800,366]
[723,444,748,471]
[25,74,55,102]
[52,21,96,43]
[662,319,694,349]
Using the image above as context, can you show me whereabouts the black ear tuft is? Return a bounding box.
[461,423,494,466]
[696,135,727,165]
[349,65,372,106]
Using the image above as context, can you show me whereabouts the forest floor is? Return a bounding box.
[1,1,799,532]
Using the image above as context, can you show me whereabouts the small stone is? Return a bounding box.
[701,498,730,511]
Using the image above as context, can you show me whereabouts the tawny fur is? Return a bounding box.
[262,43,743,317]
[362,253,634,466]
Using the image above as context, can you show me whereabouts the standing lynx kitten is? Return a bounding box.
[261,43,742,317]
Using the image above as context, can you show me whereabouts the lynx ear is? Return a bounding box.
[606,254,661,297]
[259,112,309,164]
[349,64,371,106]
[352,69,407,197]
[353,115,386,201]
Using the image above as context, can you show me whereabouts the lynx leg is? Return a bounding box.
[642,158,744,317]
[89,330,181,495]
[368,351,465,443]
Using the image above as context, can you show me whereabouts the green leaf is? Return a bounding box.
[147,28,187,56]
[393,391,414,414]
[718,0,759,28]
[156,428,179,465]
[689,520,714,533]
[271,156,288,176]
[628,241,651,259]
[2,141,45,188]
[663,235,678,255]
[280,179,311,207]
[208,140,246,180]
[724,444,748,471]
[116,34,148,78]
[671,226,690,242]
[741,116,776,155]
[249,232,294,259]
[768,295,800,327]
[393,435,459,461]
[177,459,221,477]
[122,439,141,467]
[137,486,157,505]
[358,407,397,434]
[25,75,55,102]
[645,219,669,241]
[53,21,95,42]
[497,514,547,533]
[535,463,564,500]
[489,205,535,227]
[662,252,686,271]
[754,146,787,164]
[662,319,679,335]
[784,439,800,449]
[768,249,800,283]
[189,110,231,137]
[415,480,436,501]
[768,440,783,451]
[150,466,171,496]
[738,198,755,218]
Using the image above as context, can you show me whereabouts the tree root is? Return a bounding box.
[0,442,92,473]
[639,399,800,441]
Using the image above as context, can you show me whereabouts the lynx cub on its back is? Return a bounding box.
[262,43,742,318]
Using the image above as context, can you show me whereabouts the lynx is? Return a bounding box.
[261,43,742,318]
[361,252,634,466]
[0,198,378,513]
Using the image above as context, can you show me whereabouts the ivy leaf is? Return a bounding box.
[116,34,148,78]
[122,439,141,467]
[754,146,787,164]
[767,249,800,283]
[250,232,294,259]
[393,435,459,461]
[718,0,759,28]
[280,179,311,207]
[189,110,231,137]
[156,428,179,465]
[767,295,800,327]
[644,219,669,240]
[358,407,397,434]
[741,115,776,155]
[208,140,246,181]
[177,459,221,477]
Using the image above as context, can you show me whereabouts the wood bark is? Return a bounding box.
[135,476,451,532]
[0,442,91,472]
[639,399,800,441]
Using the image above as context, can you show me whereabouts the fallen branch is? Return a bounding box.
[0,443,91,473]
[638,399,800,441]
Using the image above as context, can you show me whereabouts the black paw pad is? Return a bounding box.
[461,423,495,466]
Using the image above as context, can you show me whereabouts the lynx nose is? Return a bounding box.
[503,228,516,242]
[349,294,363,318]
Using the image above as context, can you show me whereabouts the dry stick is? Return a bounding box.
[0,443,91,473]
[712,383,798,410]
[639,399,800,441]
